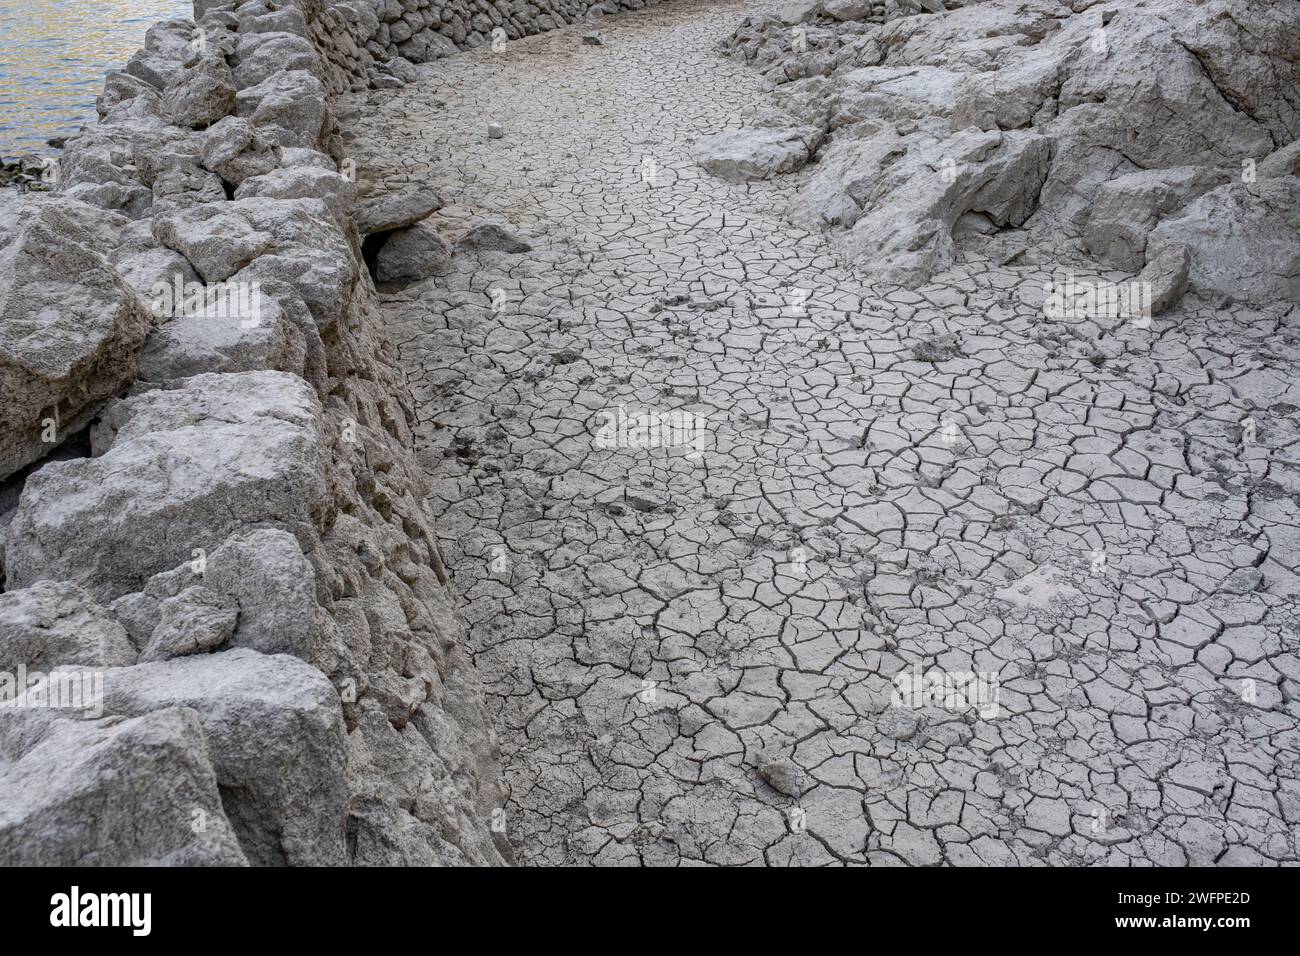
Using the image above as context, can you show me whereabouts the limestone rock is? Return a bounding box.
[1083,166,1223,271]
[0,707,248,866]
[234,70,329,148]
[455,218,533,253]
[139,586,239,662]
[356,189,442,235]
[153,203,275,282]
[109,528,321,662]
[693,125,819,182]
[199,115,283,186]
[94,649,348,866]
[0,196,152,480]
[231,32,319,89]
[234,165,355,227]
[822,0,871,21]
[1139,243,1191,316]
[162,53,236,128]
[4,371,330,603]
[137,282,306,381]
[376,222,451,281]
[1147,178,1300,305]
[0,581,137,674]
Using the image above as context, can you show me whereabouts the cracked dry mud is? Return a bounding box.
[346,1,1300,865]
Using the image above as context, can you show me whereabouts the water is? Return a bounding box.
[0,0,193,157]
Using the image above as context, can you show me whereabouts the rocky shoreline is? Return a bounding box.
[0,0,657,866]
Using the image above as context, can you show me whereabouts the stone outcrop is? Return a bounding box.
[714,0,1300,303]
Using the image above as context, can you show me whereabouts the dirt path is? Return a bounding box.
[345,0,1300,865]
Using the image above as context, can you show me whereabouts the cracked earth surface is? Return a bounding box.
[345,0,1300,865]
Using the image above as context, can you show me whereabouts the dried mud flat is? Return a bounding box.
[344,0,1300,865]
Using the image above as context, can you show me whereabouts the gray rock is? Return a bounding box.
[455,218,533,253]
[823,0,873,22]
[0,196,152,480]
[139,586,238,662]
[109,528,321,663]
[355,189,442,235]
[376,222,451,281]
[199,116,283,186]
[1147,178,1300,305]
[0,581,137,674]
[1259,139,1300,179]
[4,371,330,603]
[152,203,275,282]
[754,749,807,797]
[795,125,1050,284]
[231,32,319,89]
[234,70,329,148]
[0,707,248,865]
[234,165,355,227]
[162,53,236,128]
[693,125,820,182]
[136,283,306,382]
[113,246,200,302]
[487,122,505,139]
[1083,166,1223,271]
[149,163,228,215]
[94,649,348,866]
[1138,243,1191,316]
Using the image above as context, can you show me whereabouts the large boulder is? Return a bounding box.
[153,202,274,281]
[93,649,348,866]
[4,371,330,602]
[230,32,320,89]
[693,125,821,182]
[162,53,236,129]
[234,70,329,148]
[0,707,248,865]
[376,222,451,281]
[793,125,1051,284]
[1083,166,1224,271]
[355,189,441,235]
[199,115,283,186]
[110,527,323,662]
[0,196,152,480]
[1146,178,1300,305]
[0,581,137,674]
[234,165,355,227]
[137,283,307,382]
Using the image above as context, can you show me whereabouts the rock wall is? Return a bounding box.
[0,0,645,866]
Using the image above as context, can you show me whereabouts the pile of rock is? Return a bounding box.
[0,0,533,866]
[710,0,1300,308]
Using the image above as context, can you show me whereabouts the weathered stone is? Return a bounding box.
[0,197,152,480]
[4,371,330,603]
[0,581,136,674]
[376,221,451,281]
[139,586,238,662]
[1148,178,1300,304]
[199,115,283,186]
[454,217,533,253]
[0,707,248,866]
[234,70,329,148]
[693,125,819,182]
[356,189,442,235]
[93,649,348,866]
[1083,167,1223,271]
[152,203,275,282]
[162,53,236,128]
[1139,242,1191,316]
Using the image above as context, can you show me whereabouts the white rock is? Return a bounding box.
[4,371,330,602]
